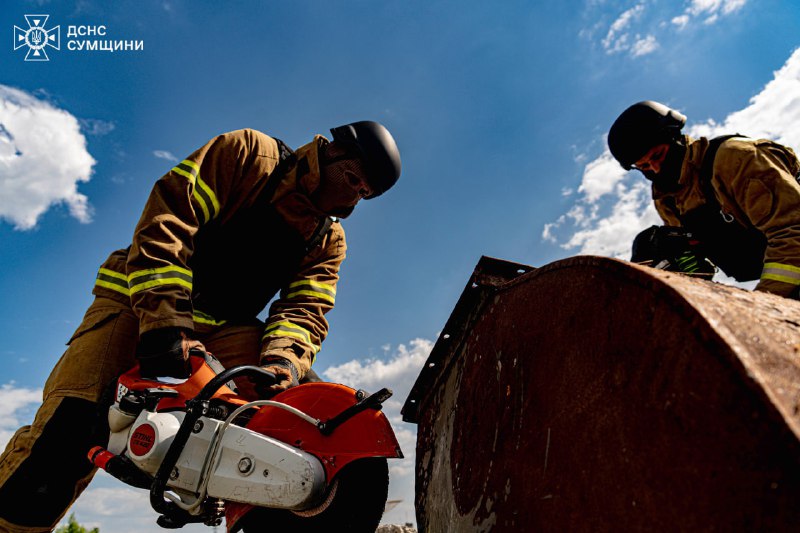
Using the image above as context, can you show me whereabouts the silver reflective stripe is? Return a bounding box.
[129,270,193,288]
[262,321,320,354]
[175,160,198,178]
[761,262,800,285]
[95,268,130,296]
[286,280,336,304]
[129,270,192,285]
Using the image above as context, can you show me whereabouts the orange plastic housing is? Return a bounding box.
[116,356,247,411]
[247,383,403,479]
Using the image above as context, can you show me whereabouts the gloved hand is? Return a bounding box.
[631,225,715,278]
[136,327,206,379]
[256,357,300,396]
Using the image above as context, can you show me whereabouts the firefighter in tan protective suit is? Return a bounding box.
[0,121,401,532]
[608,100,800,297]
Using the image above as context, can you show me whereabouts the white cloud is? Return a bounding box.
[545,47,800,262]
[61,471,211,533]
[675,0,749,26]
[603,5,643,45]
[80,118,115,136]
[542,216,565,244]
[153,150,178,162]
[671,14,690,29]
[577,152,628,203]
[631,34,659,57]
[323,338,431,390]
[0,85,95,230]
[562,179,661,257]
[687,51,800,149]
[591,1,748,55]
[597,4,660,58]
[0,383,42,449]
[73,481,150,516]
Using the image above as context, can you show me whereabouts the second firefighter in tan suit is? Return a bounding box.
[0,122,402,533]
[608,100,800,297]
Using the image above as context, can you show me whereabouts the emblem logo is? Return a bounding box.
[14,15,60,61]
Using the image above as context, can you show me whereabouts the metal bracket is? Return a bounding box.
[318,388,393,436]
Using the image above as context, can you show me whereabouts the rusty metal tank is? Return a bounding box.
[402,255,800,532]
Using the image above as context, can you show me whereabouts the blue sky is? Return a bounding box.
[1,0,799,530]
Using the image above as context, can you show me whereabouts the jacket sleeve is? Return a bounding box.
[127,129,279,334]
[719,140,800,297]
[260,222,347,378]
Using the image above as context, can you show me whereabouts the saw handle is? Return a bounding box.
[195,365,277,402]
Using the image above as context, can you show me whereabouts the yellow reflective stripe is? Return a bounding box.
[172,161,208,222]
[288,279,337,294]
[129,277,192,294]
[761,262,800,286]
[95,268,131,296]
[181,159,200,175]
[266,330,319,353]
[195,176,220,218]
[263,321,313,343]
[193,310,227,326]
[128,264,192,280]
[96,265,195,295]
[172,165,196,184]
[95,279,131,296]
[762,274,800,285]
[764,262,800,274]
[193,188,211,224]
[128,265,193,294]
[761,273,800,285]
[262,321,320,354]
[287,280,336,304]
[98,267,127,281]
[286,289,335,304]
[172,159,218,224]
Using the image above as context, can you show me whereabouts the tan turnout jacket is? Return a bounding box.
[92,129,346,378]
[654,135,800,297]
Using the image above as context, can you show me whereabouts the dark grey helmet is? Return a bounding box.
[607,101,687,170]
[330,121,401,198]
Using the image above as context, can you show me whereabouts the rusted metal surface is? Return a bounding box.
[402,256,534,423]
[403,255,800,532]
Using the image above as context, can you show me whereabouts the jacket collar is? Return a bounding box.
[652,135,702,199]
[651,136,714,217]
[272,135,332,240]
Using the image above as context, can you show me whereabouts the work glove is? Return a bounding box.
[256,357,300,396]
[631,225,715,278]
[673,251,716,278]
[136,327,206,379]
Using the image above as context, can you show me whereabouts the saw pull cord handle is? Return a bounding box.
[149,366,278,521]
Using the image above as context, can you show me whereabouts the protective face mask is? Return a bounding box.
[312,160,364,218]
[642,142,686,193]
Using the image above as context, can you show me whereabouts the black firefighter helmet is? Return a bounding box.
[607,101,687,170]
[329,120,402,199]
